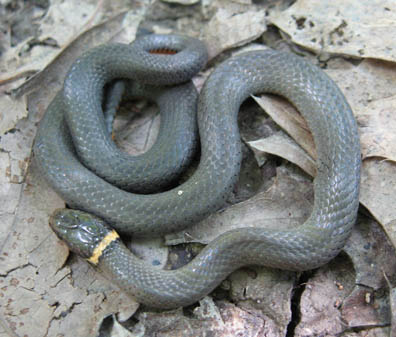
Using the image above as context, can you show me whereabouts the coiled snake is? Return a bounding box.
[33,34,361,309]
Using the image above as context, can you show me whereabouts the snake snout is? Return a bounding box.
[49,209,114,259]
[50,209,78,229]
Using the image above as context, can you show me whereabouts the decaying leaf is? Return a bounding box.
[342,285,390,329]
[0,2,149,336]
[166,167,313,245]
[12,11,132,98]
[1,0,396,336]
[0,94,27,134]
[203,8,266,58]
[356,95,396,161]
[295,216,395,336]
[0,0,99,90]
[344,218,396,291]
[360,160,396,248]
[326,58,396,112]
[295,255,355,336]
[228,267,295,336]
[269,0,396,62]
[128,298,267,336]
[248,131,316,177]
[252,95,316,158]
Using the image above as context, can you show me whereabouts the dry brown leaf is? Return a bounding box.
[0,116,37,244]
[295,256,355,336]
[269,0,396,62]
[12,11,130,98]
[0,0,100,88]
[296,216,395,336]
[228,267,295,336]
[0,94,27,134]
[0,160,140,337]
[356,95,396,161]
[360,159,396,249]
[344,219,396,291]
[0,3,150,336]
[129,299,268,336]
[201,0,254,19]
[166,167,313,245]
[326,58,396,112]
[252,94,316,158]
[0,162,71,336]
[109,316,136,337]
[248,131,316,177]
[342,285,391,329]
[128,237,168,270]
[203,8,266,58]
[251,95,315,155]
[113,104,160,156]
[343,327,392,337]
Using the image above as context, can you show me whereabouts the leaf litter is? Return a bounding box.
[0,0,396,336]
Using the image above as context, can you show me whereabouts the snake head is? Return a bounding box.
[49,209,115,260]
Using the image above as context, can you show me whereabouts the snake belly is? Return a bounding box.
[34,34,361,309]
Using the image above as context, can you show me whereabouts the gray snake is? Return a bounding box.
[33,34,361,309]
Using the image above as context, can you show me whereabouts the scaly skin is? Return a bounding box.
[37,34,361,309]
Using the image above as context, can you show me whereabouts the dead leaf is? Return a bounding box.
[128,237,168,270]
[252,95,316,159]
[0,3,150,337]
[201,0,254,20]
[228,267,296,336]
[295,255,355,336]
[360,159,396,249]
[113,103,160,155]
[0,94,27,134]
[166,167,313,245]
[356,95,396,161]
[296,216,396,336]
[203,8,266,58]
[110,316,135,337]
[344,218,396,290]
[0,0,100,89]
[342,285,391,329]
[269,0,396,62]
[248,131,316,177]
[128,300,267,336]
[326,58,396,112]
[12,11,131,98]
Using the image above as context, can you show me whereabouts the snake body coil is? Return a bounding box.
[34,34,361,309]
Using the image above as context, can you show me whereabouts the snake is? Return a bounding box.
[33,34,361,309]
